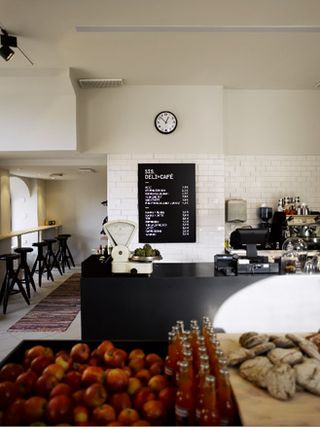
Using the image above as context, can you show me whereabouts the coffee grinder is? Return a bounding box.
[259,206,273,230]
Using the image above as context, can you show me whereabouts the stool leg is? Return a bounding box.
[2,275,11,314]
[48,248,63,276]
[25,264,37,293]
[43,258,54,282]
[31,259,42,288]
[64,249,71,270]
[15,264,30,298]
[56,247,65,273]
[52,253,63,275]
[66,245,75,267]
[0,272,9,305]
[10,274,30,306]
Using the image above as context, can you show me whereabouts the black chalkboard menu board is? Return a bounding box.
[138,163,196,243]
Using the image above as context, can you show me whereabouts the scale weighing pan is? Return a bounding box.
[103,220,137,248]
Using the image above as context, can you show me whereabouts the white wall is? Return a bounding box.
[224,89,320,155]
[45,168,107,265]
[0,95,77,151]
[78,85,223,154]
[224,155,320,239]
[0,72,77,151]
[0,169,10,234]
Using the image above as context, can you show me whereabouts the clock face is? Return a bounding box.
[154,111,178,134]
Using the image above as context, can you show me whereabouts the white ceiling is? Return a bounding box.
[1,0,320,89]
[1,0,320,178]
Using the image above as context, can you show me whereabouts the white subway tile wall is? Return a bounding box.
[108,154,225,261]
[108,154,320,262]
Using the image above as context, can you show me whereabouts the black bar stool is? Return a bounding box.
[0,254,30,314]
[31,242,53,287]
[56,234,75,273]
[44,238,63,276]
[14,247,37,298]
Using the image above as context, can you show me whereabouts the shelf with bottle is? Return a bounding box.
[286,214,320,227]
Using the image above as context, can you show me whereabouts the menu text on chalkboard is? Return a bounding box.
[138,163,196,243]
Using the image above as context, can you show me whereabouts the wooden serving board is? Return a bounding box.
[219,334,320,426]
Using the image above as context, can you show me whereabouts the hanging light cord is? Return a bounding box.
[17,45,34,65]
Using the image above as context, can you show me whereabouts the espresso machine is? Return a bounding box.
[269,211,288,249]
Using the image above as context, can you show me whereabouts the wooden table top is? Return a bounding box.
[219,333,320,426]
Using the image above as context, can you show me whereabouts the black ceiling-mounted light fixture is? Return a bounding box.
[0,27,33,64]
[0,29,17,61]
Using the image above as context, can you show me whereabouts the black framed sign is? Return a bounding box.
[138,163,196,243]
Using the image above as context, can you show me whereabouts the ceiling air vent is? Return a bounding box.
[78,78,125,89]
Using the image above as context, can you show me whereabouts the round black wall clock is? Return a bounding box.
[154,111,178,134]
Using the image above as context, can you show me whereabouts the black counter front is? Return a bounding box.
[81,255,267,340]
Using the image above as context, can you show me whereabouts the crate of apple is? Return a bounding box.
[0,340,175,426]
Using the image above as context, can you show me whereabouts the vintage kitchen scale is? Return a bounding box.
[103,220,161,275]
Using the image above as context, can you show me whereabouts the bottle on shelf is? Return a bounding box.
[200,375,220,426]
[165,331,177,381]
[175,360,196,426]
[195,362,210,425]
[217,368,237,426]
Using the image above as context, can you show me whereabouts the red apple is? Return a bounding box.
[149,361,164,376]
[129,358,145,373]
[0,363,24,382]
[46,394,73,424]
[70,343,91,363]
[104,348,126,368]
[65,370,82,391]
[92,403,116,425]
[81,366,105,386]
[133,387,156,411]
[25,345,54,362]
[0,381,19,409]
[127,377,143,396]
[43,363,65,381]
[30,355,54,375]
[109,392,132,413]
[55,352,72,371]
[129,349,145,360]
[50,383,72,398]
[115,348,128,363]
[118,407,140,425]
[24,396,47,424]
[106,368,129,392]
[135,369,151,384]
[73,362,88,374]
[145,354,163,367]
[3,397,25,426]
[16,370,38,396]
[73,404,89,425]
[158,386,175,410]
[83,383,107,408]
[72,389,85,405]
[35,373,59,396]
[123,366,132,378]
[148,375,168,393]
[88,355,101,366]
[95,340,115,359]
[142,400,166,425]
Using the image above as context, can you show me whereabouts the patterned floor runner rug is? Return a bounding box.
[8,273,80,332]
